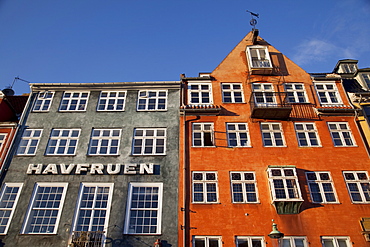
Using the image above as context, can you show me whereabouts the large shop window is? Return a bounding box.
[33,91,54,112]
[193,236,222,247]
[97,91,126,111]
[16,129,43,155]
[137,90,167,111]
[124,183,163,235]
[132,128,166,155]
[0,183,23,234]
[343,171,370,203]
[45,129,81,155]
[21,183,68,234]
[192,172,218,203]
[59,92,89,111]
[72,183,113,233]
[88,129,121,155]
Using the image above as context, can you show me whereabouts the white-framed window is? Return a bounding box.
[132,128,166,155]
[72,183,113,233]
[192,123,214,147]
[284,83,308,103]
[361,74,370,89]
[281,236,309,247]
[97,91,126,111]
[236,236,265,247]
[45,129,80,155]
[193,236,222,247]
[267,167,302,201]
[343,171,370,203]
[327,122,356,147]
[33,91,54,112]
[0,183,23,234]
[314,83,342,106]
[246,45,272,69]
[261,123,285,147]
[187,83,213,105]
[221,83,244,103]
[306,172,338,203]
[252,83,276,106]
[16,129,43,155]
[321,236,352,247]
[294,123,320,147]
[230,172,259,203]
[192,171,218,203]
[0,134,7,153]
[226,123,250,147]
[340,63,357,73]
[137,90,167,111]
[21,183,68,234]
[59,92,89,111]
[88,129,121,155]
[124,182,163,234]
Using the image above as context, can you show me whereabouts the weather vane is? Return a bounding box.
[246,10,259,30]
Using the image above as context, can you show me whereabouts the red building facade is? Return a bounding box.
[179,30,370,247]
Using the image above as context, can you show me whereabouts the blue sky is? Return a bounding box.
[1,0,370,95]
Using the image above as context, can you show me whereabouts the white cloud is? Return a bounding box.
[292,39,337,65]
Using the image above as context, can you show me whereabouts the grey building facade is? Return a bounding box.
[0,81,180,247]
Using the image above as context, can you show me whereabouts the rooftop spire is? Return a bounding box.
[246,10,259,30]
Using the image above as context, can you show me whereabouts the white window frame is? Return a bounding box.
[281,236,309,247]
[321,236,352,247]
[284,83,308,103]
[137,90,167,111]
[360,73,370,89]
[267,167,303,201]
[16,129,43,155]
[230,172,259,203]
[327,122,356,147]
[314,82,342,106]
[252,83,276,106]
[339,63,357,74]
[260,123,285,147]
[192,171,219,203]
[21,182,68,234]
[72,183,114,234]
[343,171,370,203]
[246,45,273,69]
[33,91,54,112]
[88,129,121,155]
[123,182,163,235]
[192,123,215,147]
[226,123,251,147]
[235,236,265,247]
[132,128,166,155]
[59,91,89,111]
[97,91,126,111]
[0,183,23,235]
[221,83,244,103]
[187,82,213,105]
[0,133,7,153]
[45,129,81,155]
[193,236,222,247]
[306,172,338,203]
[294,123,321,147]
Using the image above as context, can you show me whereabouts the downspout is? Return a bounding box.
[0,84,34,183]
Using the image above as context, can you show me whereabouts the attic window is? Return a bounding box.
[340,63,357,74]
[246,46,273,74]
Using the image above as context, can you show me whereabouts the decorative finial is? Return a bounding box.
[246,10,259,30]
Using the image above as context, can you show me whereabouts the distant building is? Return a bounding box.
[178,30,370,247]
[0,81,180,247]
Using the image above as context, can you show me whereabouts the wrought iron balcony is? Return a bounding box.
[70,231,105,247]
[250,92,292,119]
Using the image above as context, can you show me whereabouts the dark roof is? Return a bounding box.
[342,79,368,94]
[5,95,28,115]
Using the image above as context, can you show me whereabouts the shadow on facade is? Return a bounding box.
[105,237,172,247]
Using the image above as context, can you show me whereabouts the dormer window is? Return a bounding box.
[339,63,357,74]
[361,74,370,89]
[246,46,273,74]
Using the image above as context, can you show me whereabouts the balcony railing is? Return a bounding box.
[70,231,105,247]
[250,92,292,119]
